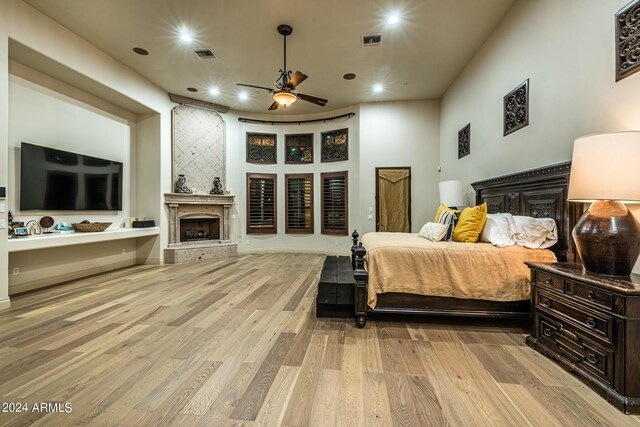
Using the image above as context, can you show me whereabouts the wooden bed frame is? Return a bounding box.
[351,161,583,328]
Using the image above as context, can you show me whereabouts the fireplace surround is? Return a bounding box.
[164,193,237,263]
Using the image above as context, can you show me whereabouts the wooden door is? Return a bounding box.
[375,167,411,232]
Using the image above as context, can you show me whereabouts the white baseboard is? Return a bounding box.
[9,260,137,296]
[238,247,349,256]
[136,258,162,265]
[0,297,11,311]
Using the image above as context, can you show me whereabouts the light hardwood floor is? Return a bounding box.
[0,253,638,426]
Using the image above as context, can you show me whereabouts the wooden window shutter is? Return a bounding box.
[321,171,348,235]
[285,174,314,234]
[246,173,277,234]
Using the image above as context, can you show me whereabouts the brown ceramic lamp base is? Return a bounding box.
[572,200,640,277]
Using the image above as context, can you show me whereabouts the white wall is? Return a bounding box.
[0,0,174,306]
[439,0,640,273]
[8,75,131,226]
[0,10,9,310]
[359,100,441,234]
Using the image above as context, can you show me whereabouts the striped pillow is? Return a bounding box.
[437,210,457,241]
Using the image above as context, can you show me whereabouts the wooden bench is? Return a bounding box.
[316,256,355,318]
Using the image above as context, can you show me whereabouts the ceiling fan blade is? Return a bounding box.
[288,71,308,89]
[237,83,273,92]
[268,101,279,111]
[297,93,328,107]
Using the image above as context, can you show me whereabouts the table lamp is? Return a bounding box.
[568,132,640,276]
[439,180,464,209]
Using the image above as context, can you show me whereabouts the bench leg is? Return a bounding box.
[355,315,367,328]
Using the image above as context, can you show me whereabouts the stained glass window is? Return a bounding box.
[247,133,277,164]
[285,133,313,164]
[321,128,348,162]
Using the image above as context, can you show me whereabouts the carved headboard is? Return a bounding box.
[471,161,583,262]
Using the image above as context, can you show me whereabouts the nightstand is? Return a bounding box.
[526,262,640,414]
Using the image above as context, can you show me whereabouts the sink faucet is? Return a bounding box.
[26,220,42,235]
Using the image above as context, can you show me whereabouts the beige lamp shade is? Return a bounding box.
[439,180,464,208]
[568,132,640,203]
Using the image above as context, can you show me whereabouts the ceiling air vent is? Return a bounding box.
[193,48,217,59]
[362,33,382,47]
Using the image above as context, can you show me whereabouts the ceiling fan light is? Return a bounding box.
[273,91,297,106]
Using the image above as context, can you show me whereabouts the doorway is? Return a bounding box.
[375,167,411,232]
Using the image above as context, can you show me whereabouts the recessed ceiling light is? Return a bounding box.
[187,87,198,92]
[343,73,357,80]
[209,87,219,96]
[239,92,248,100]
[180,32,193,43]
[132,47,149,56]
[387,15,400,25]
[373,83,384,92]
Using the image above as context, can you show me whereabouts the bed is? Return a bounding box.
[351,161,583,328]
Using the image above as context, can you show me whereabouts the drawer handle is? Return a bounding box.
[587,290,596,299]
[543,328,552,337]
[585,317,596,328]
[544,278,552,285]
[541,299,551,308]
[587,353,599,364]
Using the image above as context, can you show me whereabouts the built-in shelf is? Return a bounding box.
[7,227,160,253]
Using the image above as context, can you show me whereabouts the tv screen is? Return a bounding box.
[20,142,123,211]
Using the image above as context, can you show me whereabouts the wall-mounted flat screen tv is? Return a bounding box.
[20,142,123,211]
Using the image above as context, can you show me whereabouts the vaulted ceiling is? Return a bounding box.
[25,0,515,114]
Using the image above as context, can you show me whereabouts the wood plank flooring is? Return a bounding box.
[0,253,639,426]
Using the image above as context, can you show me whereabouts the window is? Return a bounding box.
[246,173,277,234]
[321,128,348,162]
[247,133,277,164]
[321,171,348,235]
[285,133,313,164]
[285,174,313,234]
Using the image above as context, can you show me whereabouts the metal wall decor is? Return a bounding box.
[616,0,640,81]
[458,123,470,159]
[285,133,313,164]
[503,79,529,136]
[321,128,349,162]
[247,133,277,164]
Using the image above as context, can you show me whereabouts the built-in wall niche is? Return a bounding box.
[172,105,226,194]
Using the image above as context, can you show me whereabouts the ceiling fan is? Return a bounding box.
[237,24,328,111]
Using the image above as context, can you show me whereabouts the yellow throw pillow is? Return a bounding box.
[433,203,460,223]
[453,202,488,243]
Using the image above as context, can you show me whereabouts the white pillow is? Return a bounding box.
[418,222,448,242]
[511,215,558,249]
[479,213,515,247]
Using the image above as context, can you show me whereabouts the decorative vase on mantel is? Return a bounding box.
[175,174,192,194]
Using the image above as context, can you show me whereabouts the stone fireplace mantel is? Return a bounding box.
[164,193,237,263]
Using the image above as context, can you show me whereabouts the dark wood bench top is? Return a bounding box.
[319,256,355,285]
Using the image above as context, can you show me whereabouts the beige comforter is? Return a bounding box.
[361,232,556,308]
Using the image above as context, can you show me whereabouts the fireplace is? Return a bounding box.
[164,193,237,263]
[180,217,220,242]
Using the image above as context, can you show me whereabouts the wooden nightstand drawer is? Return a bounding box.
[536,312,614,386]
[535,289,614,345]
[534,271,564,292]
[566,280,614,312]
